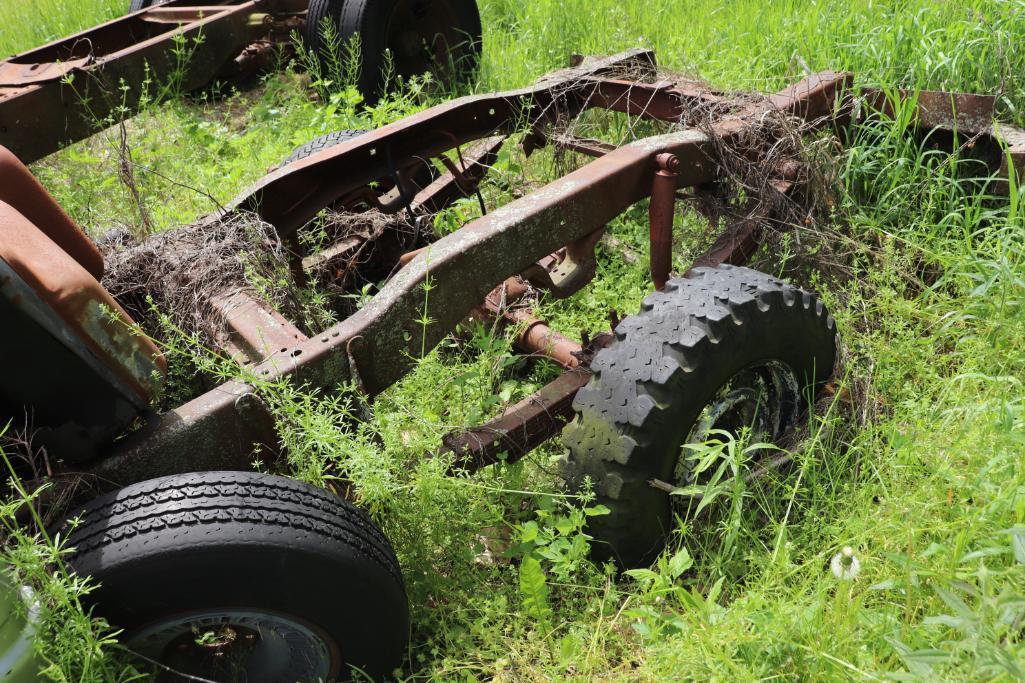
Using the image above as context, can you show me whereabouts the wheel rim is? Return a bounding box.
[673,360,801,493]
[383,0,474,86]
[128,610,340,682]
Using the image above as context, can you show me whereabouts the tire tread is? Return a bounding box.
[561,265,836,565]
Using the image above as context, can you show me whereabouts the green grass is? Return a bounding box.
[4,0,1025,680]
[0,0,123,57]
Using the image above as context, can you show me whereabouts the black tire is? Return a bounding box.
[284,128,370,165]
[62,471,408,682]
[304,0,482,99]
[561,265,836,568]
[128,0,168,11]
[282,128,438,192]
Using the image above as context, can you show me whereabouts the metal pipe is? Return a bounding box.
[506,308,581,369]
[649,153,679,290]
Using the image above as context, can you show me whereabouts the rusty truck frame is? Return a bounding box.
[67,49,1023,488]
[2,47,1024,679]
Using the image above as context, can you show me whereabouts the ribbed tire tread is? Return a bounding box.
[64,471,400,584]
[61,471,408,679]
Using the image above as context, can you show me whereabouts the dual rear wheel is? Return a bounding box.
[129,0,483,100]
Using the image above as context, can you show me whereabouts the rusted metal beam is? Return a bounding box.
[552,134,618,158]
[301,235,366,274]
[586,78,726,122]
[210,290,308,364]
[439,369,592,472]
[234,49,661,233]
[861,88,995,135]
[436,329,614,472]
[87,380,281,486]
[686,192,789,273]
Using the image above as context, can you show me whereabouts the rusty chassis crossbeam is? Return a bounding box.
[77,49,1025,487]
[0,0,306,163]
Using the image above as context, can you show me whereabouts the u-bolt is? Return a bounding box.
[649,153,680,291]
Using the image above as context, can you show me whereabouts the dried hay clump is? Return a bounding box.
[100,210,303,343]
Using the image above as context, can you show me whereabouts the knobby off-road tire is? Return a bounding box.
[561,265,837,568]
[304,0,482,100]
[62,471,408,682]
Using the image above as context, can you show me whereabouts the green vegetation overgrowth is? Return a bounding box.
[2,0,1025,680]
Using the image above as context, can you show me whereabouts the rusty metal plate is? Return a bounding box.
[0,57,93,87]
[861,88,996,135]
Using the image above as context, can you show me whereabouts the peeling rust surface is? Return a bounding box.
[861,88,996,135]
[210,290,308,365]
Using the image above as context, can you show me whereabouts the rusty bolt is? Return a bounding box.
[655,153,680,173]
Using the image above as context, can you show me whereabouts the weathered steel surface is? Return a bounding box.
[437,330,614,472]
[513,315,582,369]
[210,290,308,364]
[861,88,996,135]
[0,0,302,163]
[0,146,104,278]
[994,122,1025,192]
[88,380,281,485]
[856,88,1024,191]
[586,77,726,122]
[551,134,618,158]
[522,227,606,299]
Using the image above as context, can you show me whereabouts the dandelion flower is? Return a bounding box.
[831,546,860,580]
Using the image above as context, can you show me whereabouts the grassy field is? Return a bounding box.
[3,0,1025,681]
